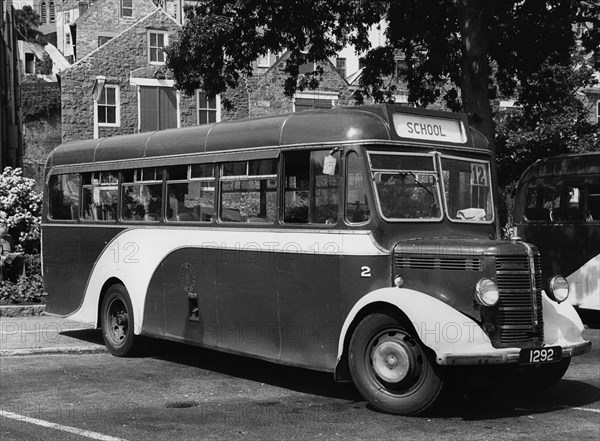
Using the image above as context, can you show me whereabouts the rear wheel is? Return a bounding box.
[348,312,444,415]
[101,284,137,356]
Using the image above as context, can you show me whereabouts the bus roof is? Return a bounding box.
[46,104,489,169]
[518,152,600,183]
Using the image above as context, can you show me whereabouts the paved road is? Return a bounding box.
[1,327,599,441]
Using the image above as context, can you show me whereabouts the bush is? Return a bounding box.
[0,167,42,253]
[0,254,46,304]
[21,81,61,122]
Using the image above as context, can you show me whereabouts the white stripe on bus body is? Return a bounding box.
[67,228,389,328]
[567,253,600,311]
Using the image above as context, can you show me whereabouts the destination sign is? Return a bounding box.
[393,113,467,143]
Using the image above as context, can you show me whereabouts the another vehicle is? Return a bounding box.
[513,152,600,312]
[42,105,591,415]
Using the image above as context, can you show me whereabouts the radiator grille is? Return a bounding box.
[496,254,544,345]
[395,255,482,271]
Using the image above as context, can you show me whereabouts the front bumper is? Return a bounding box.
[437,339,592,366]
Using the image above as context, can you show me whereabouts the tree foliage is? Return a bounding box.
[14,6,46,44]
[167,1,599,144]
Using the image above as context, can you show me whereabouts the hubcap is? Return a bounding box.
[107,299,128,345]
[371,335,412,383]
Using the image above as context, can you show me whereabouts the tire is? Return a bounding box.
[101,284,137,356]
[348,312,444,415]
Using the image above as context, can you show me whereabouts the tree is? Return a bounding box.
[167,1,599,145]
[14,5,46,44]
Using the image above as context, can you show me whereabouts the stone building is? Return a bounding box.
[61,5,201,142]
[60,0,355,143]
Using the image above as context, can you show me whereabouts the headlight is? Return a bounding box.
[547,276,569,303]
[475,278,499,307]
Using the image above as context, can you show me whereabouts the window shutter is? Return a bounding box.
[159,87,177,130]
[140,86,159,132]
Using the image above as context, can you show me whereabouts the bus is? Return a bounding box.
[513,152,600,312]
[42,104,591,415]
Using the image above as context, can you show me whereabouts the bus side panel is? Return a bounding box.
[157,248,219,348]
[520,223,600,309]
[277,253,391,371]
[43,225,123,316]
[276,252,340,370]
[213,246,281,359]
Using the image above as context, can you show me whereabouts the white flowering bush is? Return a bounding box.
[0,167,42,252]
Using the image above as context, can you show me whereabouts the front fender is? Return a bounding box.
[337,288,495,365]
[542,290,586,346]
[337,287,589,368]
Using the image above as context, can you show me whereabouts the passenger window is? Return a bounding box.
[345,152,370,223]
[82,171,119,221]
[284,150,339,224]
[219,159,277,223]
[585,185,600,222]
[49,173,80,220]
[121,168,163,222]
[524,181,586,223]
[166,164,215,222]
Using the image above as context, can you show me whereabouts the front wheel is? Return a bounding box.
[101,284,137,356]
[348,312,444,415]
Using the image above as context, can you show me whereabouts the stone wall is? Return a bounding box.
[225,53,354,120]
[75,0,159,60]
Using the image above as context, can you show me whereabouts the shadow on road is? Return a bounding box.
[57,329,599,420]
[429,369,600,420]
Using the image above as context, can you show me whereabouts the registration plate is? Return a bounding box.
[519,346,562,364]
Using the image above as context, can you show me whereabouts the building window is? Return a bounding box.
[293,93,338,112]
[40,2,47,23]
[139,86,178,132]
[335,58,346,78]
[98,36,113,47]
[148,30,167,64]
[121,0,133,17]
[197,91,220,125]
[49,2,55,22]
[25,53,36,74]
[96,85,120,127]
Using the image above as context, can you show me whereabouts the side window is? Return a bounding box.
[166,164,215,222]
[49,173,80,220]
[283,150,340,224]
[586,184,600,221]
[220,159,277,223]
[345,152,370,224]
[121,168,163,222]
[524,181,586,223]
[82,171,119,221]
